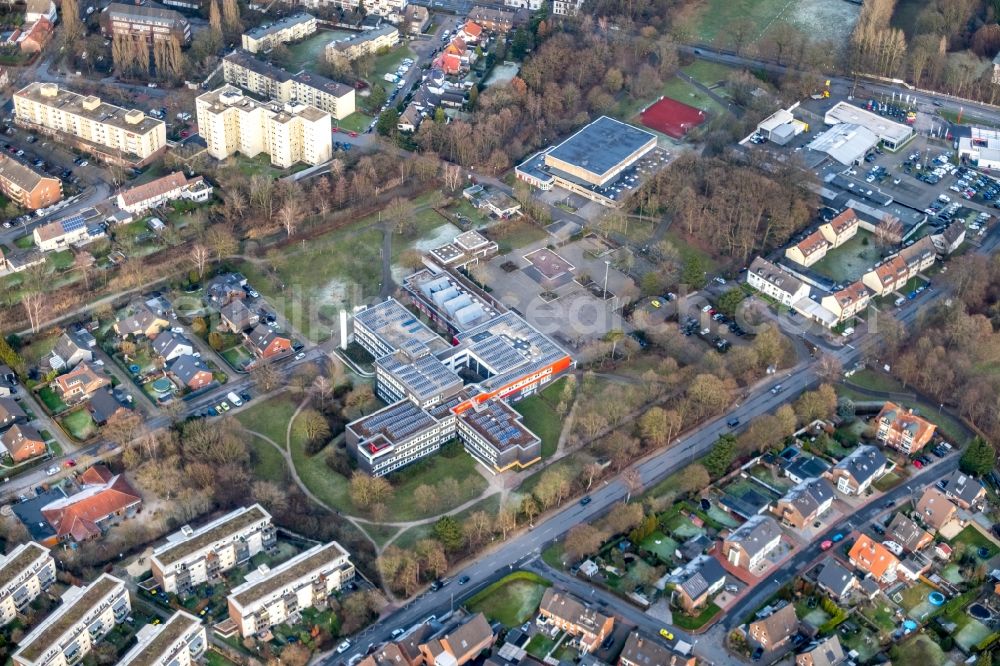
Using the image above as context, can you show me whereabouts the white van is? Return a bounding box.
[894,296,906,307]
[841,327,854,338]
[227,392,243,407]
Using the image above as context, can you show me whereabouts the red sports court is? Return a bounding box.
[640,96,707,139]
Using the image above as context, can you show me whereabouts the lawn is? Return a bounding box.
[512,378,571,458]
[371,44,415,85]
[466,571,551,627]
[36,386,69,414]
[394,495,501,550]
[381,443,488,521]
[247,435,288,483]
[60,409,96,441]
[236,396,299,447]
[891,635,944,663]
[220,345,253,371]
[48,250,74,271]
[671,602,721,630]
[14,234,34,249]
[810,230,878,284]
[859,601,898,634]
[488,219,548,254]
[948,525,1000,559]
[229,153,309,180]
[640,531,678,563]
[680,61,737,91]
[525,632,560,659]
[335,112,373,133]
[896,581,936,620]
[204,651,240,666]
[873,472,905,492]
[284,29,352,72]
[236,223,384,342]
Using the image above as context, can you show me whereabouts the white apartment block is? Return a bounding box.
[117,611,206,666]
[242,13,316,53]
[0,542,55,627]
[13,83,166,166]
[326,25,400,61]
[151,504,275,595]
[227,542,355,637]
[196,86,332,169]
[745,256,810,306]
[13,574,131,666]
[551,0,584,15]
[223,51,355,121]
[504,0,543,9]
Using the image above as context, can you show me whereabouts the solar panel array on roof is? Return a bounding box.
[352,400,437,444]
[461,401,536,451]
[378,352,461,402]
[60,214,86,233]
[472,335,524,373]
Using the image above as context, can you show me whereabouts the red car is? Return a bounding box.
[349,131,358,137]
[64,459,76,467]
[913,459,924,469]
[180,131,189,137]
[820,540,833,551]
[332,127,339,133]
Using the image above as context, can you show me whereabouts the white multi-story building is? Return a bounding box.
[116,171,213,215]
[151,505,276,595]
[745,256,810,306]
[326,25,400,61]
[13,83,166,166]
[196,86,332,168]
[116,611,206,666]
[504,0,543,9]
[223,51,355,121]
[551,0,584,15]
[13,574,130,666]
[241,13,316,53]
[0,542,55,627]
[227,542,355,637]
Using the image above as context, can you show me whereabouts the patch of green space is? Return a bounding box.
[891,635,944,663]
[512,386,567,458]
[371,45,415,84]
[284,29,353,72]
[680,61,737,90]
[551,643,578,662]
[394,495,502,551]
[466,571,551,627]
[525,632,559,658]
[859,601,897,634]
[948,525,1000,559]
[873,472,905,492]
[640,531,678,563]
[357,521,400,549]
[810,230,877,284]
[518,454,585,498]
[14,234,34,249]
[220,345,252,371]
[229,153,310,179]
[671,602,721,630]
[60,409,96,441]
[37,386,68,414]
[490,220,547,254]
[236,396,299,447]
[335,112,373,134]
[247,435,288,483]
[542,542,565,569]
[48,250,74,271]
[204,651,240,666]
[382,445,487,521]
[661,77,726,116]
[897,581,935,613]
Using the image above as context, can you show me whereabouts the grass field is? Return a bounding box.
[248,435,288,483]
[236,395,298,446]
[335,112,373,134]
[394,495,500,550]
[671,602,721,630]
[512,377,572,458]
[690,0,858,46]
[810,230,878,284]
[641,531,678,563]
[285,29,353,73]
[949,525,1000,559]
[467,571,551,627]
[681,61,737,92]
[37,386,69,414]
[60,409,96,441]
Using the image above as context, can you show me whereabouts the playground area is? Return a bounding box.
[640,96,708,139]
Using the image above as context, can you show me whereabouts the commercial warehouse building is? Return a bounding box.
[14,83,166,167]
[223,50,355,120]
[957,127,1000,169]
[516,116,659,207]
[196,86,332,168]
[823,101,913,151]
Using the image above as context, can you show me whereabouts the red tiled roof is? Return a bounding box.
[41,475,141,540]
[462,21,482,37]
[80,464,114,485]
[827,208,858,234]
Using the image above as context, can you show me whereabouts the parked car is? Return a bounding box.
[831,533,844,542]
[659,629,674,641]
[820,540,833,550]
[580,496,592,506]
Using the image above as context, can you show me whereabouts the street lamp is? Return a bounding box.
[602,260,610,300]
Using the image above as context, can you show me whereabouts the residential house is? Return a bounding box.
[748,603,798,651]
[25,0,57,24]
[54,362,110,402]
[40,466,142,542]
[358,643,410,666]
[458,21,482,43]
[0,154,61,210]
[825,445,887,496]
[402,5,429,34]
[848,535,901,584]
[467,6,525,33]
[784,231,830,268]
[670,555,726,613]
[0,541,56,627]
[115,171,213,215]
[862,237,936,296]
[931,222,965,255]
[398,104,422,133]
[538,589,614,653]
[0,424,46,462]
[418,613,494,666]
[874,401,936,454]
[0,397,26,430]
[818,208,859,248]
[815,558,857,601]
[152,331,195,363]
[721,515,782,570]
[0,365,16,397]
[116,611,206,666]
[915,487,957,532]
[885,513,933,553]
[12,574,130,666]
[783,455,830,484]
[676,534,712,562]
[33,214,96,252]
[50,331,94,370]
[746,257,810,306]
[226,541,355,637]
[86,388,126,426]
[114,304,169,339]
[796,636,844,666]
[941,470,987,510]
[151,504,276,595]
[205,273,247,307]
[220,300,259,333]
[820,281,871,325]
[15,16,52,53]
[397,624,435,666]
[618,631,696,666]
[772,478,835,529]
[245,324,292,361]
[169,355,214,391]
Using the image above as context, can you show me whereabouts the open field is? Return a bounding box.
[467,571,551,627]
[248,436,288,483]
[394,495,500,550]
[285,29,352,73]
[335,112,373,133]
[512,378,572,458]
[680,61,737,92]
[690,0,858,46]
[810,230,878,284]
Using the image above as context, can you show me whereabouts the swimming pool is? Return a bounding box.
[969,603,992,621]
[928,591,945,607]
[902,619,918,633]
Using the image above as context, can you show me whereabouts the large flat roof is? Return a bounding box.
[459,400,538,451]
[825,101,913,144]
[245,12,314,39]
[545,116,656,179]
[354,298,451,358]
[152,504,270,567]
[117,611,200,666]
[348,398,439,446]
[15,82,164,136]
[376,351,462,403]
[230,542,350,608]
[807,123,879,165]
[0,542,49,593]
